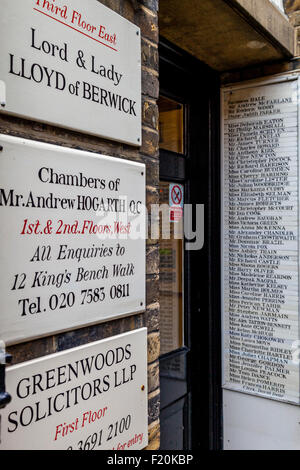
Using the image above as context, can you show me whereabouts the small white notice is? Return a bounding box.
[222,74,300,404]
[0,0,141,145]
[0,328,148,450]
[0,134,146,345]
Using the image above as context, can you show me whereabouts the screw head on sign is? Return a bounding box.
[141,385,145,391]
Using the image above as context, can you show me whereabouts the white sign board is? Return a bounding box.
[0,0,141,146]
[0,328,148,450]
[221,74,300,403]
[0,134,146,345]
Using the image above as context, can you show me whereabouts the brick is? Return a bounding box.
[118,143,143,160]
[121,1,136,22]
[140,128,159,157]
[147,200,160,237]
[145,302,160,333]
[142,68,159,99]
[0,114,126,158]
[148,331,160,363]
[135,5,159,43]
[147,217,160,246]
[141,155,159,186]
[145,420,160,450]
[142,40,159,71]
[146,274,159,305]
[147,220,159,245]
[146,185,159,210]
[119,152,159,186]
[148,360,160,393]
[8,336,55,365]
[55,314,144,352]
[148,389,160,424]
[143,99,159,131]
[146,244,159,275]
[97,0,121,14]
[139,0,159,12]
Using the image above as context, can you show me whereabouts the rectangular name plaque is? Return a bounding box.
[0,0,141,145]
[221,75,300,403]
[0,134,145,345]
[0,329,148,450]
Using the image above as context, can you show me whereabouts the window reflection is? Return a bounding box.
[159,96,184,154]
[159,181,184,355]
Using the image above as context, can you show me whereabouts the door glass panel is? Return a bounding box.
[159,181,184,355]
[158,96,184,154]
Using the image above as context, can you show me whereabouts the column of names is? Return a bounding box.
[222,78,300,403]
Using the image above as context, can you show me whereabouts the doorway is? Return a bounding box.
[158,39,222,450]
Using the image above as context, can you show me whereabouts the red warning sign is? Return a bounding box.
[169,183,184,223]
[171,185,183,206]
[170,206,183,222]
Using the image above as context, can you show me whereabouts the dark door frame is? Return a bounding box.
[158,37,222,450]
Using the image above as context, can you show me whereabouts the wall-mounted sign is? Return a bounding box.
[0,134,145,345]
[221,74,300,404]
[0,0,141,146]
[0,328,148,450]
[169,183,184,223]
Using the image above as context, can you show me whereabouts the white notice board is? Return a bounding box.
[0,328,148,450]
[221,73,300,404]
[0,134,146,345]
[0,0,141,146]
